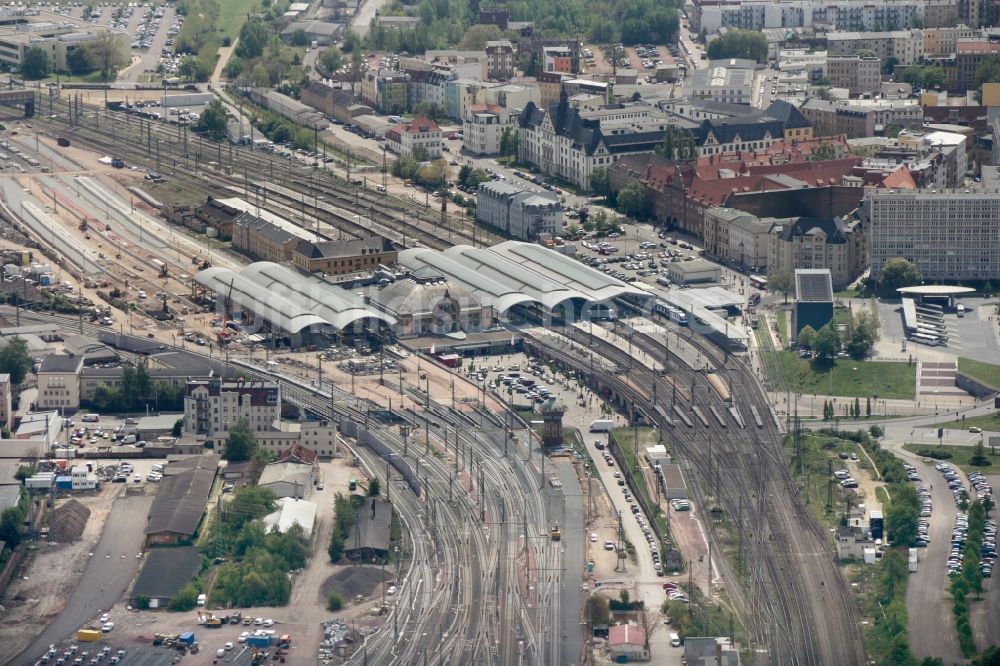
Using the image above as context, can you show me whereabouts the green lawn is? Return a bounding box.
[217,0,261,40]
[834,289,861,298]
[775,310,789,348]
[774,352,916,400]
[930,412,1000,432]
[902,442,1000,474]
[958,357,1000,390]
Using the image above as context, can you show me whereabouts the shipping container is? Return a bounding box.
[77,629,103,642]
[247,635,271,648]
[179,632,195,645]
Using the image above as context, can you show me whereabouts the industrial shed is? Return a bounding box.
[344,498,392,562]
[130,546,202,609]
[195,262,396,346]
[258,462,313,499]
[262,497,317,536]
[144,456,218,546]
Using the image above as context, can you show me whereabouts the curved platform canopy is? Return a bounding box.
[896,285,976,297]
[397,248,540,314]
[196,262,396,334]
[401,241,649,314]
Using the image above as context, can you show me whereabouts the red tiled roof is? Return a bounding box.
[608,624,645,646]
[276,443,318,466]
[686,158,861,207]
[400,116,441,133]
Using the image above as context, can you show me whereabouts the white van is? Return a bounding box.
[120,434,136,445]
[670,633,681,647]
[197,593,207,606]
[957,304,965,317]
[81,413,99,423]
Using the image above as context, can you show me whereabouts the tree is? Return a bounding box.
[457,24,503,50]
[499,127,519,159]
[866,397,872,417]
[655,126,696,161]
[616,180,648,218]
[854,397,861,418]
[901,65,945,90]
[884,122,904,139]
[0,336,33,384]
[85,32,128,82]
[974,61,1000,100]
[797,325,817,349]
[589,167,610,196]
[318,46,344,75]
[585,593,611,626]
[706,30,768,62]
[66,46,95,75]
[636,603,663,649]
[878,257,922,296]
[21,46,50,80]
[886,482,921,547]
[0,506,23,548]
[172,419,183,437]
[882,56,899,75]
[813,323,840,359]
[223,418,258,462]
[809,141,837,162]
[340,29,361,53]
[289,28,309,47]
[368,477,381,497]
[327,592,344,611]
[970,440,990,467]
[847,311,876,359]
[178,55,210,82]
[767,269,794,303]
[194,99,230,141]
[235,18,270,59]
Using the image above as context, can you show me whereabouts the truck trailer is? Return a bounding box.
[588,419,614,433]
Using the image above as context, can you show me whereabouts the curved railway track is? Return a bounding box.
[526,319,867,666]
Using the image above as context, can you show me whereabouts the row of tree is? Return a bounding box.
[87,364,184,413]
[391,152,450,190]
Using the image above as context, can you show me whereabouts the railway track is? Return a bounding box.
[524,319,866,665]
[23,97,504,253]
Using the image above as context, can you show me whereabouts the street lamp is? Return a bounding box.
[317,353,324,389]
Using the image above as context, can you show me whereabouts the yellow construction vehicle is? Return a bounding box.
[196,611,222,627]
[550,524,561,541]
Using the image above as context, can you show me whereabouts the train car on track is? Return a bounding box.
[705,373,731,404]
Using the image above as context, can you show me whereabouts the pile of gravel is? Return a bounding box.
[321,567,393,600]
[49,499,90,542]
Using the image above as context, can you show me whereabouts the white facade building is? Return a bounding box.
[183,378,281,438]
[385,117,443,158]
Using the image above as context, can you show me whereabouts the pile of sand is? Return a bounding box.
[49,499,90,542]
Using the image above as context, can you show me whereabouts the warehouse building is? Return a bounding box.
[258,462,314,499]
[144,455,219,546]
[130,546,202,609]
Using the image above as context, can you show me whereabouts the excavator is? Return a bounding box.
[196,611,223,627]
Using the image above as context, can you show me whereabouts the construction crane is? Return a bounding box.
[217,278,237,344]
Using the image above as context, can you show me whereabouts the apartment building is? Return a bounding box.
[36,354,83,411]
[923,26,985,56]
[183,378,281,437]
[385,117,443,158]
[486,40,515,79]
[463,104,517,155]
[768,214,867,288]
[827,55,882,96]
[696,100,812,156]
[476,181,562,240]
[826,30,924,67]
[696,0,925,35]
[800,98,922,138]
[360,68,409,114]
[300,81,374,124]
[954,41,1000,93]
[866,180,1000,283]
[542,46,573,73]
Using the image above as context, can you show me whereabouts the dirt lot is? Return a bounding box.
[0,488,118,658]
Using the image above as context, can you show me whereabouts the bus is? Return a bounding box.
[749,275,767,289]
[348,479,358,491]
[910,333,942,347]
